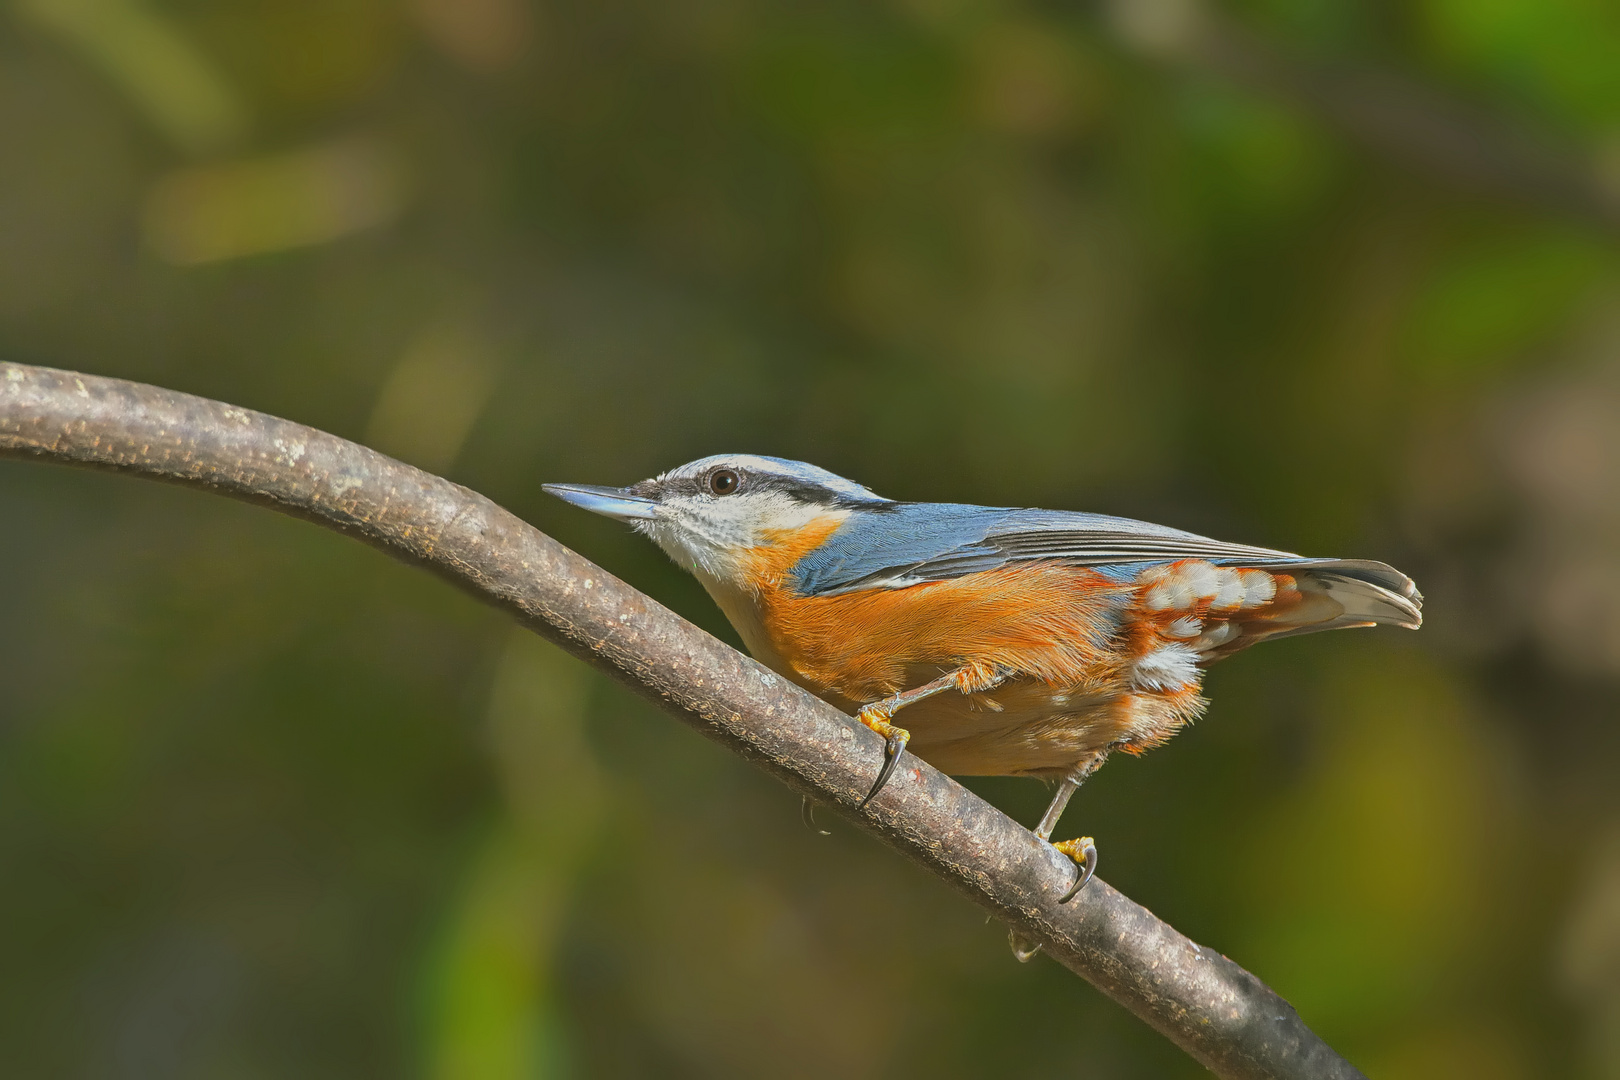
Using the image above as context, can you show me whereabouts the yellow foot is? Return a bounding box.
[1052,836,1098,902]
[1007,834,1098,961]
[855,703,910,809]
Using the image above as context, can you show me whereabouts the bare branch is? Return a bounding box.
[0,362,1365,1080]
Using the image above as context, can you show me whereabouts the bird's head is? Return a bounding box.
[545,454,889,591]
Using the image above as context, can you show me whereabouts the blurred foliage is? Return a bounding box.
[2,0,1619,1076]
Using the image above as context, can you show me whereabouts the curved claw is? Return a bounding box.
[858,730,909,809]
[1055,837,1098,903]
[801,796,831,836]
[1007,927,1043,963]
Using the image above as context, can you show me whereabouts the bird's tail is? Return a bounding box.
[1277,558,1421,629]
[1192,558,1422,661]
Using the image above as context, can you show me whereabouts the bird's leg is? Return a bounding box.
[856,663,1006,809]
[853,672,955,809]
[1036,775,1098,901]
[1009,755,1104,962]
[1039,754,1103,903]
[1033,777,1079,841]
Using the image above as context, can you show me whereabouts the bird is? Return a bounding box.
[544,454,1422,901]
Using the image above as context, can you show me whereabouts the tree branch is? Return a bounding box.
[0,362,1365,1080]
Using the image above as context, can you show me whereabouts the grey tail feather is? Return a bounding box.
[1285,558,1423,631]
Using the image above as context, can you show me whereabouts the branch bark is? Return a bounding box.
[0,362,1365,1080]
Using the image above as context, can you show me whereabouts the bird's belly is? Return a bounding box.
[728,561,1224,777]
[898,679,1147,778]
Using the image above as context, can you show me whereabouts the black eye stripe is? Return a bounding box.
[686,467,887,508]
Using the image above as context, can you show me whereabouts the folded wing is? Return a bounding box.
[787,504,1422,638]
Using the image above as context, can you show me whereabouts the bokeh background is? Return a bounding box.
[2,0,1619,1076]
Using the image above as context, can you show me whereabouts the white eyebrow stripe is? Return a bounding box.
[659,454,890,504]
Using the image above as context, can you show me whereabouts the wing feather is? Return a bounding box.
[796,505,1310,593]
[790,505,1419,625]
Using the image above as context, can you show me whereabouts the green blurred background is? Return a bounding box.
[2,0,1618,1076]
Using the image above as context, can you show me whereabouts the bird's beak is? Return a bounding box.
[543,482,659,521]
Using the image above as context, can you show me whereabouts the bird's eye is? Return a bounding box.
[707,468,741,496]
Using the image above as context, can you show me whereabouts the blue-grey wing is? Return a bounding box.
[789,504,1292,593]
[907,507,1308,577]
[787,503,1010,595]
[788,504,1419,623]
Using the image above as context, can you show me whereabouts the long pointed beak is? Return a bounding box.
[543,482,659,521]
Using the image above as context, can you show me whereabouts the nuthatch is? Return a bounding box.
[546,455,1421,901]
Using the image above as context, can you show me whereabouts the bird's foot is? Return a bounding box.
[1052,836,1098,902]
[854,704,910,809]
[1003,835,1098,962]
[1008,927,1043,963]
[800,796,831,835]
